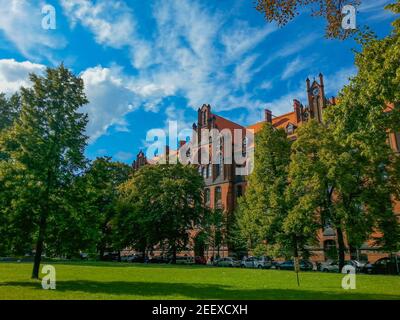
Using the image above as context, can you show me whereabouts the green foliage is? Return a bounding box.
[236,123,296,256]
[117,164,206,262]
[0,93,21,133]
[0,65,89,277]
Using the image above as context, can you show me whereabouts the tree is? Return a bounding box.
[325,2,400,265]
[236,123,300,257]
[0,93,21,132]
[205,208,225,259]
[254,0,363,39]
[0,65,88,279]
[83,157,132,259]
[117,164,206,263]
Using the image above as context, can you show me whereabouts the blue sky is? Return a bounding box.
[0,0,397,164]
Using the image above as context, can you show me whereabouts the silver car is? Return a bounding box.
[241,256,272,269]
[320,261,339,272]
[215,257,240,267]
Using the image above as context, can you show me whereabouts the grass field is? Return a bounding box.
[0,261,399,300]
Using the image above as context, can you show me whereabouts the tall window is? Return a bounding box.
[204,188,210,204]
[219,153,223,176]
[215,186,222,206]
[208,164,212,178]
[202,166,207,179]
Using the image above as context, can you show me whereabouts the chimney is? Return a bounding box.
[293,99,302,124]
[265,108,272,123]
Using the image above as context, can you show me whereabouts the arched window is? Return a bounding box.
[202,111,207,125]
[324,240,337,261]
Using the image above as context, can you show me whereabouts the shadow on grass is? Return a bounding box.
[1,280,398,300]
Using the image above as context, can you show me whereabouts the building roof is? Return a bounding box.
[247,111,298,133]
[214,114,244,131]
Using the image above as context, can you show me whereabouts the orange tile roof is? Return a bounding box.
[247,111,297,133]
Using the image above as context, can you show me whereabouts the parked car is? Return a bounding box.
[276,260,313,271]
[79,252,89,260]
[102,252,120,261]
[149,256,168,264]
[194,256,207,265]
[254,256,273,269]
[121,255,134,262]
[346,259,367,273]
[175,256,194,264]
[240,256,257,268]
[215,257,240,267]
[363,257,400,275]
[320,261,339,272]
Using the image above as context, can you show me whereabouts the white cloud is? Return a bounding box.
[56,0,323,142]
[0,59,45,94]
[358,0,394,22]
[221,21,277,61]
[281,56,315,80]
[60,0,136,48]
[323,66,357,96]
[80,65,141,142]
[0,0,66,61]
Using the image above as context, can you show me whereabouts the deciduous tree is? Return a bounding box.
[0,65,88,278]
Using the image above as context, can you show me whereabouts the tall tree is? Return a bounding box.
[0,65,88,279]
[325,2,400,265]
[236,123,301,257]
[117,164,206,263]
[83,157,132,260]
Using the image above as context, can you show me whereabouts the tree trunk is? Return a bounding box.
[292,235,300,286]
[337,226,346,271]
[99,247,105,261]
[171,242,177,264]
[31,216,46,279]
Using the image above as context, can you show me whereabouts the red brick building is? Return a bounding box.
[132,74,400,262]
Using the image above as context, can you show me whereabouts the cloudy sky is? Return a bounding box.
[0,0,396,163]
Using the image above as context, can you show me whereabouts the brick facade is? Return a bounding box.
[132,74,400,263]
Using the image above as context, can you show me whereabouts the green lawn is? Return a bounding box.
[0,261,399,300]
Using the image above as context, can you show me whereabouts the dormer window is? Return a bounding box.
[286,123,296,135]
